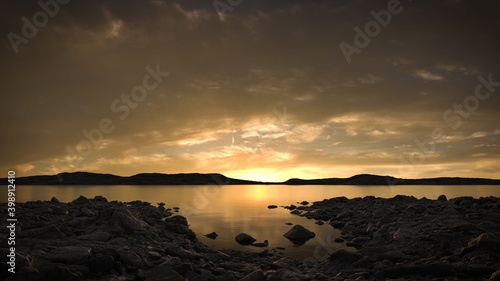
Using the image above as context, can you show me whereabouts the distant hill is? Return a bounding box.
[283,174,500,185]
[10,172,262,185]
[6,172,500,185]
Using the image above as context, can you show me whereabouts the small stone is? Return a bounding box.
[283,225,315,244]
[205,232,218,239]
[268,205,278,209]
[235,233,257,245]
[438,194,447,201]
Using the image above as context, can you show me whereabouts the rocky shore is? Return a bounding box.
[1,195,499,280]
[287,195,500,280]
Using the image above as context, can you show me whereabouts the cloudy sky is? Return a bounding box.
[1,0,499,182]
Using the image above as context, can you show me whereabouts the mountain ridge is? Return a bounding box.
[6,172,500,185]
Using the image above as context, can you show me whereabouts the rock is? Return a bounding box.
[268,205,278,209]
[267,268,299,281]
[251,240,269,247]
[118,249,146,269]
[240,269,265,281]
[468,233,500,251]
[334,237,344,243]
[438,194,447,201]
[89,254,115,274]
[315,220,324,225]
[489,270,500,281]
[329,249,363,263]
[300,201,309,205]
[106,208,149,232]
[205,232,218,239]
[46,246,92,264]
[72,195,92,205]
[164,243,201,260]
[93,195,108,202]
[50,197,60,203]
[145,265,187,281]
[46,266,82,281]
[283,225,315,243]
[165,215,188,226]
[81,207,95,217]
[77,231,111,242]
[235,233,257,245]
[285,222,293,225]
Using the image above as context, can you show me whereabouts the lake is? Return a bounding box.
[10,185,500,261]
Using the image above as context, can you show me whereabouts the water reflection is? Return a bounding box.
[12,185,500,260]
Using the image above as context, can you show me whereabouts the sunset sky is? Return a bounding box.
[1,0,499,182]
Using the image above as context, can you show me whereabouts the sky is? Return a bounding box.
[1,0,499,182]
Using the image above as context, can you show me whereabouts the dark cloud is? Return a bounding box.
[1,0,499,180]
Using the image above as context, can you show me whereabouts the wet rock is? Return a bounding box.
[438,194,447,201]
[283,225,315,243]
[205,232,218,239]
[267,205,278,209]
[300,201,309,205]
[235,233,257,245]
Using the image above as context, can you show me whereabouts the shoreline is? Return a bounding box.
[1,195,499,280]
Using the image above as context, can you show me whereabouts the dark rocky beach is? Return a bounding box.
[1,195,499,280]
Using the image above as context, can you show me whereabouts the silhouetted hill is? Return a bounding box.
[7,172,500,185]
[11,172,262,185]
[283,174,500,185]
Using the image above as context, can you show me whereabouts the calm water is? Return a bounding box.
[8,185,500,260]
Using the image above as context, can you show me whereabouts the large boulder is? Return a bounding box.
[283,225,315,244]
[235,233,257,245]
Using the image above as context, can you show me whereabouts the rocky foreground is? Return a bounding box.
[1,195,499,281]
[286,195,500,280]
